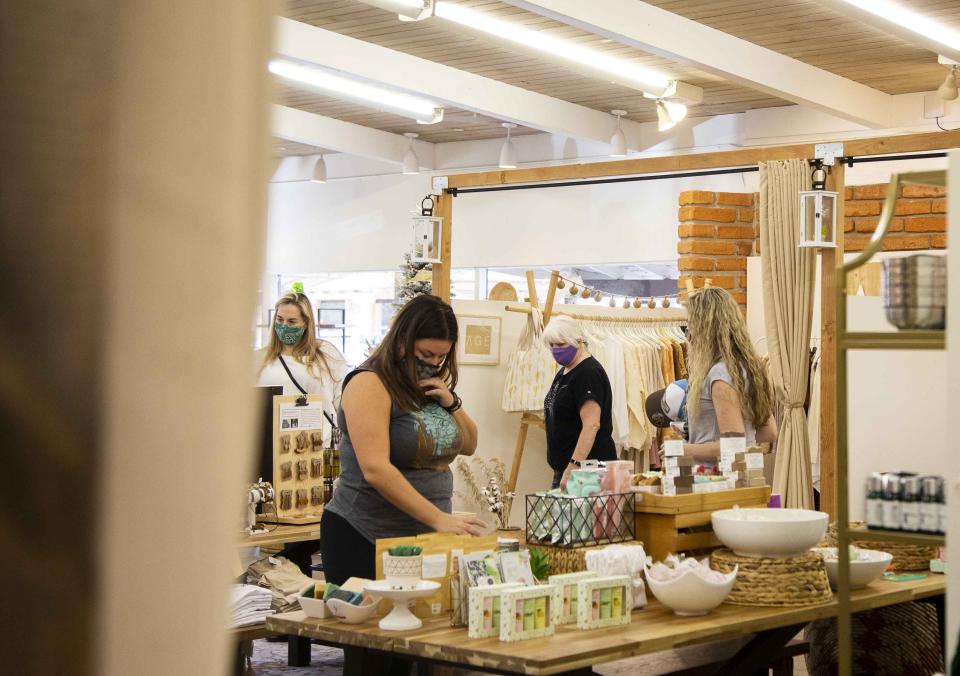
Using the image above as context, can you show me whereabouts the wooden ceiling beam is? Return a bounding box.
[271,104,437,169]
[275,17,662,151]
[503,0,895,128]
[445,129,960,189]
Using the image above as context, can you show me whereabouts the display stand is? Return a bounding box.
[833,169,947,676]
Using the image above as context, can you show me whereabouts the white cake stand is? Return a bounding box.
[363,579,441,631]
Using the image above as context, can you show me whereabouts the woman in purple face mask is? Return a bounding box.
[540,316,617,489]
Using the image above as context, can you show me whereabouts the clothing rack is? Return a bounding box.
[504,270,686,496]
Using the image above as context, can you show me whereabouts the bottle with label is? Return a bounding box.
[881,473,902,530]
[899,475,922,532]
[865,473,885,529]
[920,476,942,534]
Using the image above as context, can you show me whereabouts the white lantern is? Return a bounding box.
[411,215,442,263]
[798,189,837,248]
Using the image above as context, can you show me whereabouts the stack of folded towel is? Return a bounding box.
[229,584,275,628]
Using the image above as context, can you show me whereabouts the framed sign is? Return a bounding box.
[456,315,501,366]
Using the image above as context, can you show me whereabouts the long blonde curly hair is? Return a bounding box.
[686,287,772,428]
[259,291,331,380]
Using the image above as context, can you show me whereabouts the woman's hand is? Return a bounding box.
[419,377,455,408]
[559,464,573,490]
[431,511,487,536]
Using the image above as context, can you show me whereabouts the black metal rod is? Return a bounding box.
[448,166,759,195]
[447,151,946,196]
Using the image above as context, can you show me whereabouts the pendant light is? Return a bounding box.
[938,66,958,101]
[609,109,627,158]
[310,154,327,184]
[402,132,420,175]
[499,122,518,169]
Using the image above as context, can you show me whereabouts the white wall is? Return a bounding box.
[450,300,551,527]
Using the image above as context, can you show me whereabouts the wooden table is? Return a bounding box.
[267,576,944,675]
[238,523,322,549]
[236,523,322,671]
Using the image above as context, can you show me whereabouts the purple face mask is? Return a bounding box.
[551,345,578,366]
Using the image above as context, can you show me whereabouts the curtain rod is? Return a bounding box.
[446,152,946,196]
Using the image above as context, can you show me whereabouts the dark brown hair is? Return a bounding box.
[364,294,459,412]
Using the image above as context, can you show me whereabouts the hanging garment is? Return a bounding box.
[502,308,557,412]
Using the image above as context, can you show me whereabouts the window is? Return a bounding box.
[317,300,346,353]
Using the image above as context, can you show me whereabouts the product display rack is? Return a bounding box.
[834,169,947,676]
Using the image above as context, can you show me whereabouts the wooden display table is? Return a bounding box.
[267,576,943,675]
[238,523,323,549]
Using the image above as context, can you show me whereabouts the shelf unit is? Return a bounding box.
[834,169,947,676]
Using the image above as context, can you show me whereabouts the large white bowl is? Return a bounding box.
[711,508,828,558]
[812,547,893,590]
[644,566,738,616]
[297,594,332,619]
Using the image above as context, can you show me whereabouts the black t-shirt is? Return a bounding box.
[543,356,618,471]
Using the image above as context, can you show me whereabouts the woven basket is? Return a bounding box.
[822,522,938,573]
[806,602,943,674]
[710,548,833,607]
[529,540,645,576]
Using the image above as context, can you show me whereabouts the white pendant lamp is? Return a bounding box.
[938,66,958,101]
[402,132,420,175]
[499,122,518,169]
[610,109,627,158]
[310,155,327,184]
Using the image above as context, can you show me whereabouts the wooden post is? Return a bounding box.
[506,420,529,495]
[819,162,845,519]
[432,191,453,302]
[543,270,560,324]
[525,270,539,308]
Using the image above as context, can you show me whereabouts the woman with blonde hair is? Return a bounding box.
[256,288,348,412]
[674,287,777,463]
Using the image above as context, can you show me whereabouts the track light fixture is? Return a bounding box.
[656,99,688,132]
[938,65,958,101]
[499,122,518,169]
[402,133,420,175]
[609,110,627,158]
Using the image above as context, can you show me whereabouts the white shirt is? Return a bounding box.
[255,341,349,416]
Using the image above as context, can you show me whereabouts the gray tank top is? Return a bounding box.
[325,369,464,542]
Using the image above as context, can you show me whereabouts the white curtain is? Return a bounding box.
[760,159,816,509]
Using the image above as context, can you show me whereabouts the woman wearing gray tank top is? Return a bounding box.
[320,295,487,586]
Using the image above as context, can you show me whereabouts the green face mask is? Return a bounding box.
[274,322,305,346]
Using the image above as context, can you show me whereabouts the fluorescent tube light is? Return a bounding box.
[433,2,675,97]
[828,0,960,57]
[268,59,444,125]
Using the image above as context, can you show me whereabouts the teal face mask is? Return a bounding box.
[274,322,305,346]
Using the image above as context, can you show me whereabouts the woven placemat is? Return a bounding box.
[710,548,833,607]
[822,522,938,572]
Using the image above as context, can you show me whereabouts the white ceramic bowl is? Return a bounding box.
[711,508,828,558]
[297,593,331,619]
[644,566,738,616]
[812,547,893,590]
[325,596,379,624]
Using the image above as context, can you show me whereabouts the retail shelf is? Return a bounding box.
[847,527,945,547]
[840,331,945,351]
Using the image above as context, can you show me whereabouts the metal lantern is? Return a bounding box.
[798,189,837,249]
[411,195,442,263]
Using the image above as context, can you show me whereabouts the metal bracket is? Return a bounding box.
[815,142,844,166]
[432,176,448,193]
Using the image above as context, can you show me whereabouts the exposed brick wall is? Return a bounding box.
[843,183,947,252]
[676,191,755,313]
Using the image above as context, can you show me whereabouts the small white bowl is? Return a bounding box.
[812,547,893,590]
[712,508,828,558]
[325,596,379,624]
[644,566,738,616]
[298,594,331,619]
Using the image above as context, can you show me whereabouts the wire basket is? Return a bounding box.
[526,492,635,549]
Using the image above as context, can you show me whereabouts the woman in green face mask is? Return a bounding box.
[256,289,349,416]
